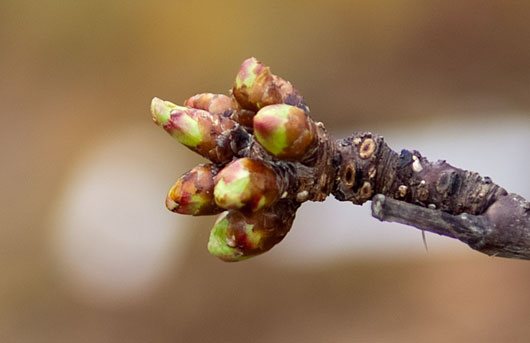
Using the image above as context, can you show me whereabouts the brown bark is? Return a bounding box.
[244,129,530,260]
[332,132,508,215]
[330,132,530,259]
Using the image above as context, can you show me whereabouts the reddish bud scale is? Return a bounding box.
[214,158,281,212]
[207,201,298,261]
[232,57,307,112]
[184,93,236,116]
[166,164,223,216]
[254,104,316,160]
[184,92,258,129]
[165,107,238,163]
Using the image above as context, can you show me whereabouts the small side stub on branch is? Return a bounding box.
[372,194,530,260]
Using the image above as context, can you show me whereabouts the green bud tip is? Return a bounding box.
[253,104,315,160]
[166,164,221,216]
[151,97,180,126]
[232,57,281,110]
[214,158,280,211]
[207,202,298,262]
[151,97,206,148]
[234,57,265,90]
[207,211,263,262]
[167,109,204,148]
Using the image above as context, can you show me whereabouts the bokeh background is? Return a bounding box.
[2,1,530,342]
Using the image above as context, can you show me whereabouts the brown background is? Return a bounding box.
[1,1,530,342]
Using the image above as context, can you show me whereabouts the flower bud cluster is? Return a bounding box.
[151,57,320,261]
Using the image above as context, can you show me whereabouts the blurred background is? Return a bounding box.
[1,0,530,342]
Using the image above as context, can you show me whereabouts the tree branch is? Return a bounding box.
[151,57,530,261]
[371,193,530,259]
[332,131,530,260]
